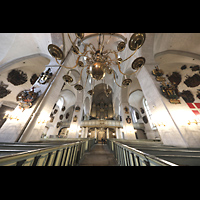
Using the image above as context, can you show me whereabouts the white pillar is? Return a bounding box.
[84,127,88,138]
[94,128,97,139]
[0,61,65,142]
[81,127,85,138]
[116,127,119,139]
[137,65,189,147]
[118,128,122,139]
[106,128,109,139]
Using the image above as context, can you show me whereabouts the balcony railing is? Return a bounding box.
[80,120,123,128]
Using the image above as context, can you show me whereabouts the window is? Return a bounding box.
[143,98,157,130]
[129,106,138,123]
[56,97,64,109]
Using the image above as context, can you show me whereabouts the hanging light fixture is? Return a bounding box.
[48,33,146,90]
[122,75,132,86]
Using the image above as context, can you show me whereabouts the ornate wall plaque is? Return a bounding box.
[30,74,39,85]
[7,69,27,86]
[181,65,187,70]
[66,113,70,119]
[75,106,80,112]
[142,116,148,124]
[0,81,11,98]
[160,81,180,104]
[152,66,166,82]
[180,90,195,103]
[38,68,53,84]
[73,115,78,122]
[126,116,131,124]
[124,107,129,114]
[197,90,200,100]
[17,87,40,111]
[140,107,144,114]
[56,122,61,128]
[152,66,164,77]
[167,72,182,86]
[190,65,200,71]
[62,106,66,111]
[50,116,54,123]
[184,74,200,88]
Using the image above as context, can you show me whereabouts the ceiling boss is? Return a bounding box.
[48,33,146,91]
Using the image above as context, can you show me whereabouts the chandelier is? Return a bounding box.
[48,33,146,93]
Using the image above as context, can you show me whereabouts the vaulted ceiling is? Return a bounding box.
[60,33,156,107]
[0,33,156,110]
[2,33,200,112]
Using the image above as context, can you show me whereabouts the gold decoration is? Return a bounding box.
[129,33,146,51]
[132,57,145,70]
[48,44,64,60]
[48,33,146,89]
[63,75,73,83]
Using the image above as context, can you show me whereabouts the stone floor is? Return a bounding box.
[78,143,118,166]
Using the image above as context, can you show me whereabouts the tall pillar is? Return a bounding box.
[0,60,65,142]
[118,128,123,139]
[21,64,66,142]
[106,128,109,139]
[115,127,119,139]
[81,127,85,138]
[121,102,137,140]
[94,128,97,139]
[137,65,200,148]
[84,127,88,138]
[68,102,84,139]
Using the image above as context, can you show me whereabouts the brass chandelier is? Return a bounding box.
[48,33,146,93]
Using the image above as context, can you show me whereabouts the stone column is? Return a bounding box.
[81,127,85,138]
[68,102,84,139]
[121,102,137,140]
[0,60,65,142]
[106,128,109,139]
[84,127,88,138]
[115,127,119,139]
[118,128,123,139]
[94,128,97,139]
[137,65,199,148]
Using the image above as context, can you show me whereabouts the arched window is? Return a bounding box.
[143,98,157,130]
[56,96,64,109]
[129,105,138,123]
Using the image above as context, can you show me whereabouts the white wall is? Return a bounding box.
[45,90,76,137]
[137,65,200,147]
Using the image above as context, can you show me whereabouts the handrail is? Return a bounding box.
[0,138,95,166]
[107,139,178,166]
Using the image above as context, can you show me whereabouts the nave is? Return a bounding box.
[78,142,118,166]
[2,138,199,166]
[1,33,200,166]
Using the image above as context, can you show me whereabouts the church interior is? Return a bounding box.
[0,33,200,166]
